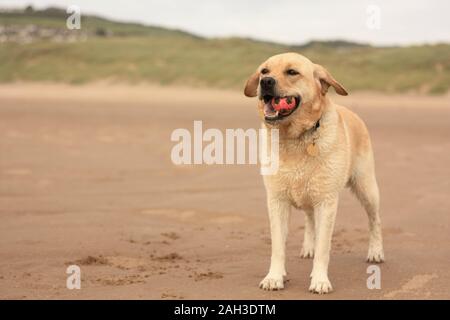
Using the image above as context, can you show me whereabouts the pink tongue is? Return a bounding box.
[271,97,295,112]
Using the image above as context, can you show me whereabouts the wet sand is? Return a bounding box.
[0,84,449,299]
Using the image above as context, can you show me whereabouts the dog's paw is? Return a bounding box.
[300,246,314,259]
[367,248,384,263]
[309,276,333,294]
[259,274,284,291]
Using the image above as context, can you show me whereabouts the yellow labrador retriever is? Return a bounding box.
[244,53,384,294]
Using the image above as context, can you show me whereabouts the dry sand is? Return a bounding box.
[0,83,449,299]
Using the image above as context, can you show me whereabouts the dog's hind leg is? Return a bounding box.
[300,209,315,259]
[349,153,384,263]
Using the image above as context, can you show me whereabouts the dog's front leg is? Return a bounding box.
[259,196,291,290]
[309,197,338,294]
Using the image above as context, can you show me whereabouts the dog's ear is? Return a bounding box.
[313,64,348,96]
[244,71,259,97]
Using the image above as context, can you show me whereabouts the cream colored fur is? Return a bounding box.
[244,53,384,294]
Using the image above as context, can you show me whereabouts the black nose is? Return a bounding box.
[260,77,276,90]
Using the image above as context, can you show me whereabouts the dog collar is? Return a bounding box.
[306,119,321,157]
[313,119,320,131]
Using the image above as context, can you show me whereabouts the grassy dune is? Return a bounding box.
[0,8,449,94]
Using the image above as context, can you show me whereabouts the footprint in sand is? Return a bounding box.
[152,252,183,262]
[106,256,148,270]
[69,255,109,266]
[68,255,148,270]
[192,271,224,282]
[68,254,187,287]
[161,293,184,299]
[161,232,180,240]
[95,275,145,286]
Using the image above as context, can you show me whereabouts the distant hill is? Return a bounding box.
[0,7,449,94]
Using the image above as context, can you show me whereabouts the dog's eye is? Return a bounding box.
[286,69,300,76]
[261,68,269,75]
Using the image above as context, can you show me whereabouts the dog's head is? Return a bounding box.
[244,52,347,133]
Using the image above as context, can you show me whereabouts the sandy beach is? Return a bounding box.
[0,84,449,299]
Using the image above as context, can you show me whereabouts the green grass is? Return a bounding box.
[0,8,449,94]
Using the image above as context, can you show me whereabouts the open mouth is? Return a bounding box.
[262,94,301,122]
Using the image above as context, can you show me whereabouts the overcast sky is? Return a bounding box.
[1,0,449,46]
